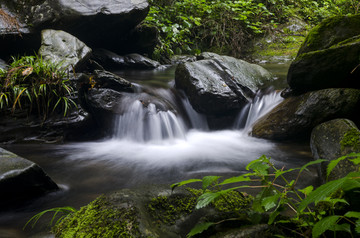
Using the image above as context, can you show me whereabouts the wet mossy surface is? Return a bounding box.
[53,196,142,238]
[340,128,360,151]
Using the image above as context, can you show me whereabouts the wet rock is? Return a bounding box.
[38,29,92,72]
[0,107,97,143]
[93,49,160,70]
[175,53,273,116]
[287,37,360,93]
[310,119,360,182]
[297,14,360,55]
[93,70,134,93]
[287,14,360,93]
[124,53,161,69]
[53,185,256,238]
[251,88,360,141]
[0,0,149,58]
[0,147,58,209]
[170,55,197,65]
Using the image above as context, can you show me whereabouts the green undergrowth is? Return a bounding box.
[0,54,76,120]
[145,0,359,60]
[52,196,141,238]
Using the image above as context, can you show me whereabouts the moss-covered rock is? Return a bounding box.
[53,195,142,238]
[310,119,360,182]
[287,14,360,93]
[251,88,360,141]
[53,186,254,238]
[287,37,360,92]
[297,14,360,55]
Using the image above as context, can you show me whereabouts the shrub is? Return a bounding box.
[0,55,76,120]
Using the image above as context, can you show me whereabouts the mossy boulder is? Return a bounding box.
[287,37,360,93]
[297,14,360,55]
[310,119,360,182]
[251,88,360,141]
[287,14,360,93]
[54,186,255,238]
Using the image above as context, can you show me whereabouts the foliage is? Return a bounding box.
[0,54,77,120]
[145,0,360,60]
[173,153,360,237]
[24,206,77,230]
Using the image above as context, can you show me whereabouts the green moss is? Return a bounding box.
[53,196,141,238]
[147,188,253,226]
[340,128,360,151]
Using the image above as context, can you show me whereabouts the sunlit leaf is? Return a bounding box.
[312,215,340,238]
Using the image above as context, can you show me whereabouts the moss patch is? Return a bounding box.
[340,128,360,151]
[147,188,253,226]
[53,196,141,238]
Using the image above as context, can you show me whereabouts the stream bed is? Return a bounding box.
[0,61,318,237]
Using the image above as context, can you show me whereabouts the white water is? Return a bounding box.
[62,89,284,174]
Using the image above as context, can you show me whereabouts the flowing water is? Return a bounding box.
[0,61,316,237]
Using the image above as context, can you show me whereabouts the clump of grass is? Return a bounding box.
[0,54,77,120]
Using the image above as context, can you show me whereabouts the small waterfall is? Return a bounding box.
[181,97,209,131]
[234,91,283,131]
[114,100,187,142]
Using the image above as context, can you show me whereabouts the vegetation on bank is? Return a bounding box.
[0,55,76,120]
[26,153,360,238]
[144,0,360,60]
[173,154,360,237]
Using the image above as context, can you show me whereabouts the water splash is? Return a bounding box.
[234,91,283,132]
[114,100,187,142]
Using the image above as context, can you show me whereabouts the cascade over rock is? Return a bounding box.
[0,147,59,210]
[310,119,360,182]
[251,88,360,141]
[175,52,273,117]
[287,14,360,93]
[0,0,149,58]
[39,29,92,71]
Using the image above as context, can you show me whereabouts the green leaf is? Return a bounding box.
[298,185,313,196]
[187,222,215,237]
[202,176,220,191]
[327,156,348,178]
[274,168,296,179]
[300,159,327,174]
[196,192,221,209]
[261,193,281,211]
[268,210,280,225]
[298,177,348,212]
[344,211,360,219]
[329,223,351,233]
[312,215,340,238]
[171,179,202,191]
[219,175,251,185]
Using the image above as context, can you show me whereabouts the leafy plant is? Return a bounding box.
[24,206,77,230]
[173,153,360,237]
[0,54,77,120]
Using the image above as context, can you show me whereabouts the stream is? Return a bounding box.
[0,61,317,237]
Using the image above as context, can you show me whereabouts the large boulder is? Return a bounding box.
[0,147,59,209]
[310,119,360,182]
[175,53,273,116]
[92,70,134,92]
[287,14,360,93]
[297,14,360,55]
[0,0,149,58]
[39,29,92,72]
[251,88,360,141]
